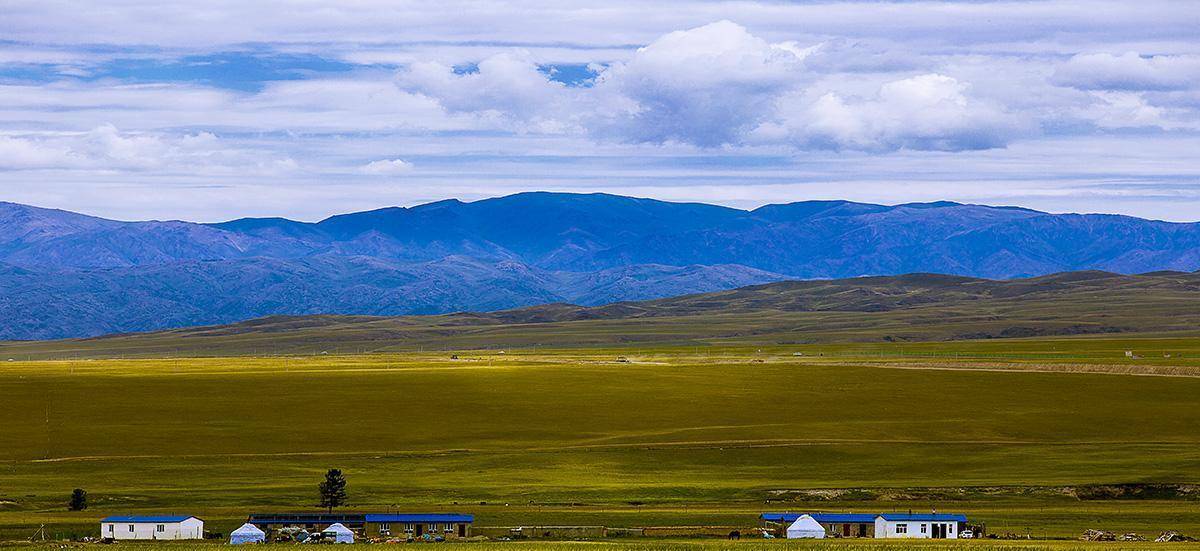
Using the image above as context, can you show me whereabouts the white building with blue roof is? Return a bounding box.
[100,515,204,540]
[875,513,967,539]
[762,512,967,539]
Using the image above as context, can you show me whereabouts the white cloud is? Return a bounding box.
[1053,52,1200,91]
[360,158,413,174]
[0,78,471,134]
[0,125,299,174]
[798,39,929,74]
[244,78,464,132]
[2,3,1200,221]
[587,20,807,146]
[398,51,569,124]
[1075,91,1198,130]
[0,135,76,169]
[761,74,1026,151]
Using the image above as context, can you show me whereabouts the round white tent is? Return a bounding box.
[230,523,266,544]
[787,515,826,539]
[322,523,355,544]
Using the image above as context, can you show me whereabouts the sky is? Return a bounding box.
[1,1,1199,222]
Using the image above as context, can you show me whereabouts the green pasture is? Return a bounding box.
[2,347,1200,541]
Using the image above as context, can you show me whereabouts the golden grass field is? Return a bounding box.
[2,337,1200,543]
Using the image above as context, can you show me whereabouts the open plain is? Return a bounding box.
[3,335,1200,542]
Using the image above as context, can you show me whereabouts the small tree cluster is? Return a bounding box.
[318,469,347,512]
[69,488,88,511]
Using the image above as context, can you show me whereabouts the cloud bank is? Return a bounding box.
[1,1,1199,221]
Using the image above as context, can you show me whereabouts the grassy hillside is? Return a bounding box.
[4,271,1200,359]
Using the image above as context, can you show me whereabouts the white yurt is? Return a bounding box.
[786,515,826,539]
[322,523,355,544]
[230,523,266,544]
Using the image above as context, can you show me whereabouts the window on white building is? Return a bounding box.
[157,525,165,532]
[896,524,908,534]
[128,525,135,532]
[921,524,927,533]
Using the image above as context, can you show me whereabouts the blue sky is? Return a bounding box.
[1,1,1198,222]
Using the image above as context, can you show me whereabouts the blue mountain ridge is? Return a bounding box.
[1,192,1198,340]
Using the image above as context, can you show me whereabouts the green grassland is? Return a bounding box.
[4,273,1200,542]
[3,342,1200,542]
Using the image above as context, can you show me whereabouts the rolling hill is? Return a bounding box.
[5,270,1200,358]
[3,192,1200,339]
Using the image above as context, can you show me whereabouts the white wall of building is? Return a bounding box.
[101,518,204,540]
[873,518,958,539]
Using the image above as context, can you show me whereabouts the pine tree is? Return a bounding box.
[69,488,88,511]
[318,469,347,512]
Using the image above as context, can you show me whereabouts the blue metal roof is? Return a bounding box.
[811,513,879,523]
[762,513,876,523]
[879,513,967,522]
[248,514,364,525]
[364,514,474,523]
[101,516,198,523]
[246,513,474,525]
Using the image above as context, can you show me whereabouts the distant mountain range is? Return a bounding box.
[3,192,1200,340]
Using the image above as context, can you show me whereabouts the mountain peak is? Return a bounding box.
[896,200,963,209]
[410,198,465,210]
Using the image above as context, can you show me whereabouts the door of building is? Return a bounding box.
[932,523,947,538]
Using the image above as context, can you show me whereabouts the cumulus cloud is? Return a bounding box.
[587,20,807,146]
[5,20,1181,160]
[1053,52,1200,91]
[397,51,573,130]
[566,22,1021,151]
[360,158,414,174]
[758,74,1025,151]
[1074,91,1198,130]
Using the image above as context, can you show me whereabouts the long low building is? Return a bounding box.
[364,514,474,539]
[100,515,204,540]
[248,513,365,530]
[761,512,968,539]
[247,512,474,540]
